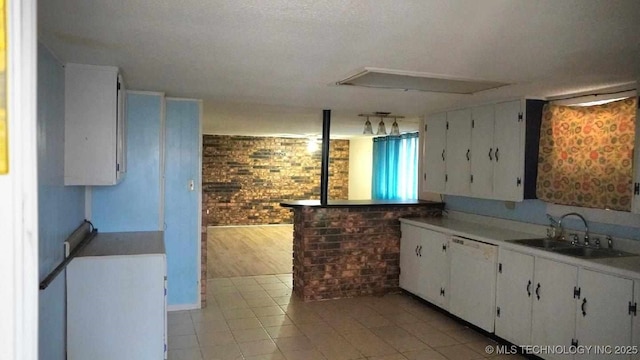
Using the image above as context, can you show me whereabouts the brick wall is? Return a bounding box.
[291,204,444,301]
[202,135,350,226]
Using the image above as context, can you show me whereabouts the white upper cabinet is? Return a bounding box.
[420,99,545,202]
[422,112,447,194]
[493,100,525,201]
[445,109,472,196]
[470,105,495,198]
[64,63,126,186]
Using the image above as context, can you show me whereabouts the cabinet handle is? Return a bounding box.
[415,245,419,256]
[535,283,541,300]
[488,148,493,161]
[526,280,532,297]
[581,298,587,317]
[495,148,499,162]
[441,149,445,161]
[466,149,470,161]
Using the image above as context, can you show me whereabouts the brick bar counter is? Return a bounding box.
[280,200,444,301]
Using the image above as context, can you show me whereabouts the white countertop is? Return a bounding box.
[400,217,640,280]
[77,231,165,257]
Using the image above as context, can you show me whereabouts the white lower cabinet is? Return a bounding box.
[532,258,578,360]
[399,224,448,309]
[576,269,633,360]
[496,251,637,360]
[401,222,640,360]
[495,248,535,346]
[399,223,424,297]
[633,281,640,349]
[421,229,449,309]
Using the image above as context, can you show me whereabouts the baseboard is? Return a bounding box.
[167,303,200,312]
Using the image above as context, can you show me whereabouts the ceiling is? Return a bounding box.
[39,0,640,137]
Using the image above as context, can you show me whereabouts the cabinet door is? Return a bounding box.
[65,64,120,185]
[576,269,632,360]
[67,256,166,359]
[399,223,422,296]
[116,75,126,180]
[445,109,472,196]
[532,258,577,360]
[495,248,534,345]
[423,113,447,193]
[421,228,449,309]
[470,105,495,199]
[493,100,524,201]
[633,281,640,349]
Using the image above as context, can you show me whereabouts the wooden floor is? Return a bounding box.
[207,225,293,278]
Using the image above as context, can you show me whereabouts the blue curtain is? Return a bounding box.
[372,132,419,200]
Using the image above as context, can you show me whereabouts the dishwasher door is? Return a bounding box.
[448,236,498,332]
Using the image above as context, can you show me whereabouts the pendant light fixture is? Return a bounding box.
[362,116,373,135]
[390,119,400,136]
[359,112,403,136]
[376,117,387,135]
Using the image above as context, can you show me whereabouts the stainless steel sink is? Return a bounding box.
[508,238,638,259]
[553,247,638,259]
[508,238,574,249]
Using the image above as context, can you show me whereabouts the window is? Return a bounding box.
[371,133,419,200]
[536,97,636,211]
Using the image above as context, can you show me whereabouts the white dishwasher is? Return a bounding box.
[448,236,498,332]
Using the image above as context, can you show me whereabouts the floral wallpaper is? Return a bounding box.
[536,97,636,211]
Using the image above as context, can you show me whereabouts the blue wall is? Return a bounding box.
[37,43,86,360]
[90,95,200,307]
[91,93,163,231]
[445,196,640,240]
[165,100,200,305]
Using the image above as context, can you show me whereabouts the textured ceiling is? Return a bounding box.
[39,0,640,137]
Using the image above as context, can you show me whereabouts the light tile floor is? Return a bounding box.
[168,274,527,360]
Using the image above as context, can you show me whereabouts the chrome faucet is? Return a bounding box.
[558,212,589,246]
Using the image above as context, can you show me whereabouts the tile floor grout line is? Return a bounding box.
[169,273,521,360]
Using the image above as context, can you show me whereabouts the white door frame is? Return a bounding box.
[0,0,39,358]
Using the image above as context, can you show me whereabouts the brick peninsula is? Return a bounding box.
[280,199,445,301]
